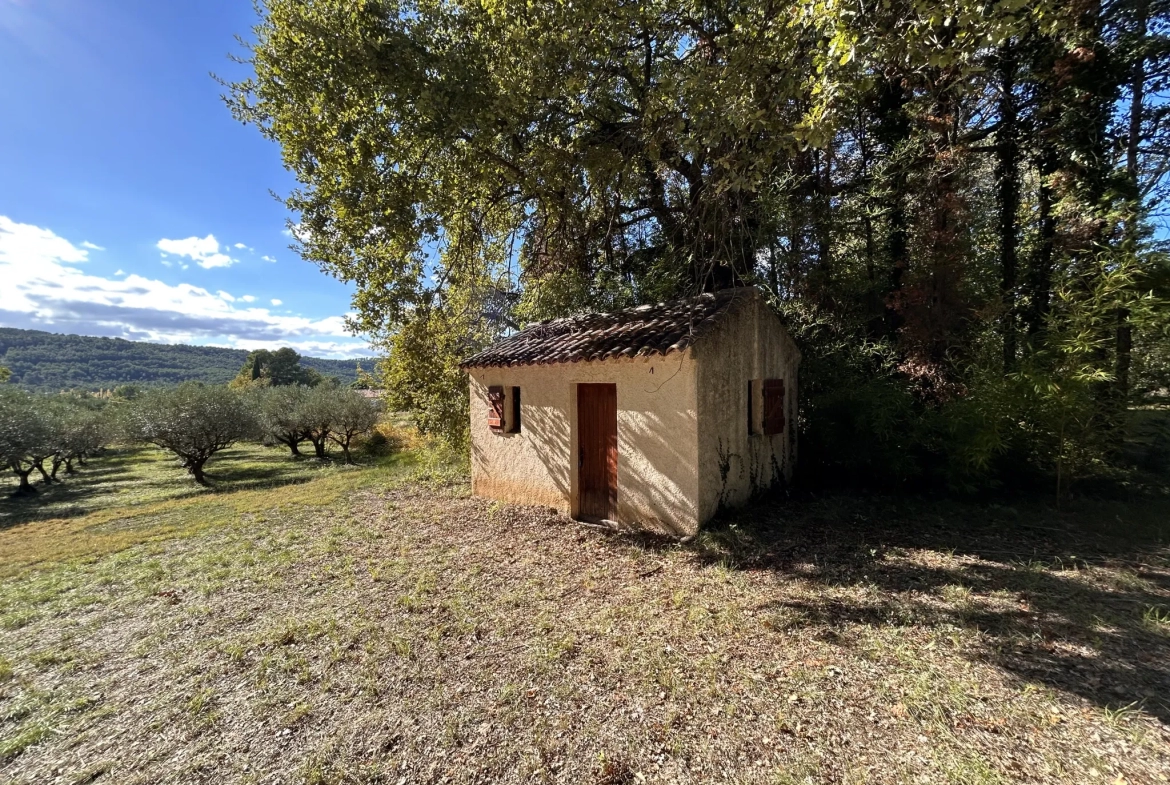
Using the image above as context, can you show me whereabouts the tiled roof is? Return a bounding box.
[460,287,756,369]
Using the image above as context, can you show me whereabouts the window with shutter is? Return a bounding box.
[508,386,521,433]
[487,385,505,431]
[762,378,785,435]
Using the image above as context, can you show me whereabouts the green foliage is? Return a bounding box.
[377,305,483,449]
[0,388,113,495]
[0,365,10,384]
[349,363,377,390]
[0,388,52,495]
[126,384,257,486]
[251,384,313,457]
[231,347,325,388]
[111,384,142,401]
[251,383,381,462]
[324,388,381,464]
[230,0,1170,491]
[0,328,359,392]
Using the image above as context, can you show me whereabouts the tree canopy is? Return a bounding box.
[229,0,1170,490]
[231,347,329,388]
[126,384,257,486]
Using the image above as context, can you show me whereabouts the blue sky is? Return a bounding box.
[0,0,371,358]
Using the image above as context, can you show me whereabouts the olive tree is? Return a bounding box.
[253,384,312,457]
[326,390,380,464]
[300,384,339,459]
[50,403,109,479]
[0,388,52,495]
[127,384,256,486]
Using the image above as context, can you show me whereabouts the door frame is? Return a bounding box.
[574,382,617,522]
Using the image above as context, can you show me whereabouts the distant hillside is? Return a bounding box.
[0,328,368,392]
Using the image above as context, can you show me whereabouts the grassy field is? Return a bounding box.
[1,445,1168,784]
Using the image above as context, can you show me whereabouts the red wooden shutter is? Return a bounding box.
[487,386,505,431]
[762,378,785,435]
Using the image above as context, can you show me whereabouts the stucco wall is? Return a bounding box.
[693,290,801,523]
[468,352,701,536]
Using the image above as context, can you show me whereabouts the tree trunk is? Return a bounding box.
[64,458,76,475]
[874,75,910,340]
[311,436,327,459]
[10,464,36,496]
[50,456,63,481]
[996,43,1020,372]
[279,434,303,457]
[33,458,54,484]
[1026,142,1057,342]
[1117,0,1147,405]
[188,458,210,486]
[814,144,833,287]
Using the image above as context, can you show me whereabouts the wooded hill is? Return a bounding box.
[0,328,363,392]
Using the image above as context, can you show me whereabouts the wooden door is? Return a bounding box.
[577,383,617,520]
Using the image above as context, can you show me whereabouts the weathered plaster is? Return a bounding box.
[693,289,801,524]
[468,288,800,536]
[468,352,700,536]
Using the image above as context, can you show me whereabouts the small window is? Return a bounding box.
[763,378,785,435]
[487,386,505,432]
[508,386,521,433]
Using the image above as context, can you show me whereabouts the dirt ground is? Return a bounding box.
[1,470,1169,784]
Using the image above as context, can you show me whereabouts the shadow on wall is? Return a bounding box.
[664,494,1170,724]
[472,375,702,536]
[470,402,574,510]
[616,407,698,537]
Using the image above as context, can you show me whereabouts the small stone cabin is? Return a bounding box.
[460,286,800,537]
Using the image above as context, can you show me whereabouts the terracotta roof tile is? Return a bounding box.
[460,287,755,369]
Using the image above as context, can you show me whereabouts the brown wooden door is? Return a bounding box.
[577,383,617,520]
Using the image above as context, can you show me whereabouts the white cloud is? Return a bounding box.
[81,241,105,251]
[240,295,256,303]
[261,255,276,263]
[156,233,238,269]
[0,216,372,359]
[233,242,247,249]
[114,269,126,276]
[282,222,310,243]
[217,290,235,302]
[271,298,283,306]
[0,216,90,265]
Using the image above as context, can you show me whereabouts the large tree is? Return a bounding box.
[232,347,324,388]
[325,389,380,464]
[230,0,1170,489]
[252,384,314,456]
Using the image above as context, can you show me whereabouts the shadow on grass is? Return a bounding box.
[0,446,367,530]
[667,493,1170,723]
[0,464,138,529]
[601,490,1170,723]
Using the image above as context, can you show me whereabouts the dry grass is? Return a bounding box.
[1,449,1169,784]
